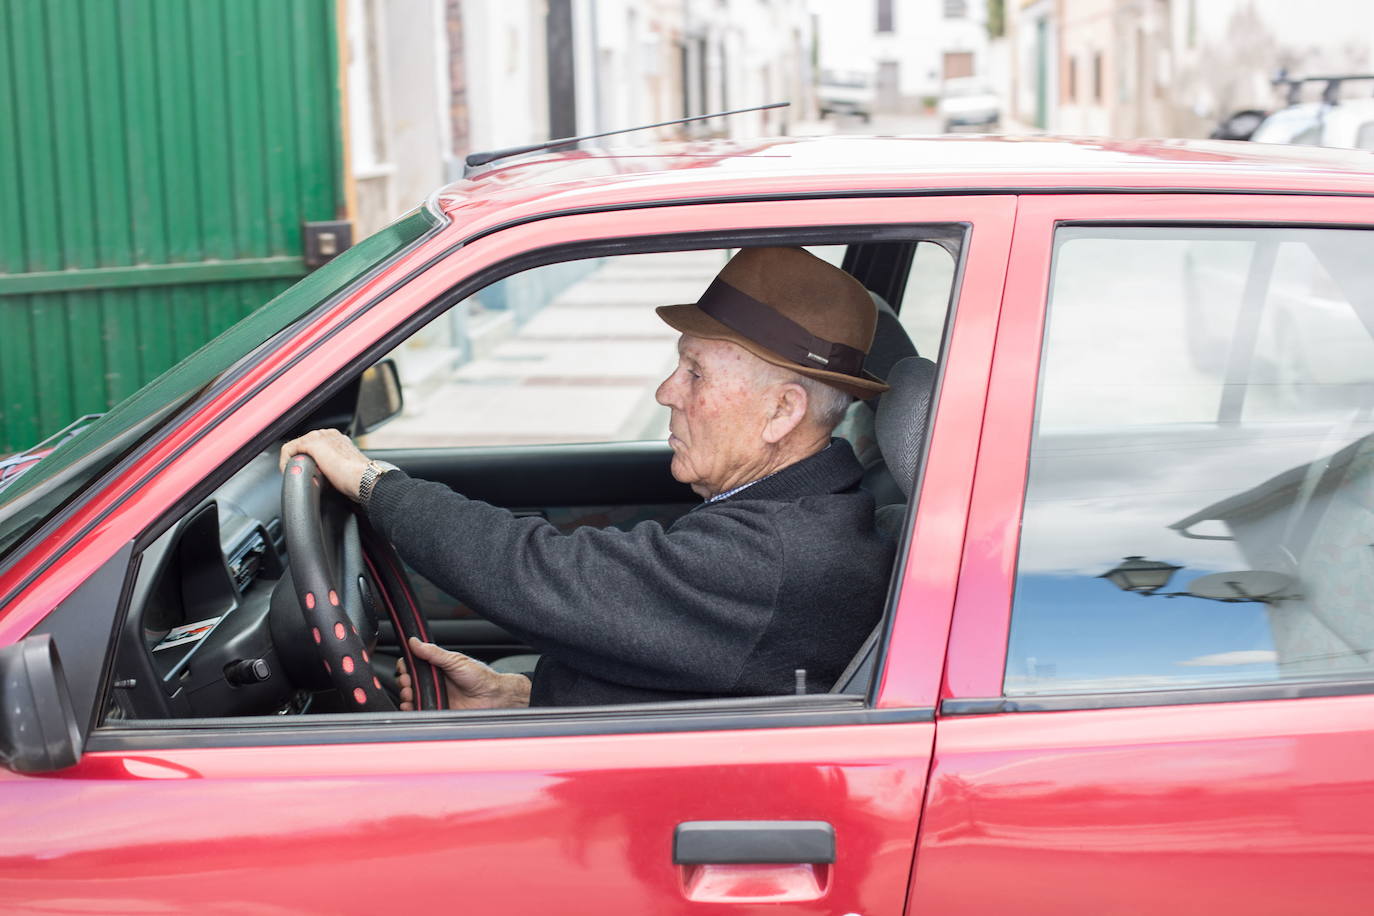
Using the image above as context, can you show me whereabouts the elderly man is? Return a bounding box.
[282,246,895,709]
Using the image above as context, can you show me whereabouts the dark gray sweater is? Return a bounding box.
[367,440,894,706]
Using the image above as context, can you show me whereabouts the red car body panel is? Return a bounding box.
[3,138,1374,913]
[3,724,934,915]
[435,136,1374,238]
[912,698,1374,915]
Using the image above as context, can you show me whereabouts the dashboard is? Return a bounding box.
[106,451,324,721]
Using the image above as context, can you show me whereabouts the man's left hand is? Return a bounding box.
[279,429,372,501]
[397,638,532,710]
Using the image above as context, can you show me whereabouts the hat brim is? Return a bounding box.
[657,303,890,399]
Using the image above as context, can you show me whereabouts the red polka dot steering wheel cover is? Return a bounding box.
[282,456,393,711]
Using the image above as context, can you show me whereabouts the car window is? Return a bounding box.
[106,233,967,725]
[900,241,956,359]
[360,242,957,450]
[1006,226,1374,696]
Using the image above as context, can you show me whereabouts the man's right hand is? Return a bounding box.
[395,637,532,710]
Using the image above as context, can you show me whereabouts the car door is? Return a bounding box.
[911,194,1374,914]
[0,194,1015,914]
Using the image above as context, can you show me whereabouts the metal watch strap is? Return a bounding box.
[357,460,397,508]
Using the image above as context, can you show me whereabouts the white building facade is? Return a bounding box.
[812,0,992,114]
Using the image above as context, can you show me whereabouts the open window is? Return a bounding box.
[100,225,967,728]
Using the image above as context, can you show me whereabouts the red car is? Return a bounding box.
[3,136,1374,914]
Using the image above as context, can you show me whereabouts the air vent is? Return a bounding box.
[228,530,268,594]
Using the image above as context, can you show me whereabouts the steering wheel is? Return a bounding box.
[279,454,445,711]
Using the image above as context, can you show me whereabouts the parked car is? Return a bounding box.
[1249,97,1374,150]
[817,67,875,121]
[937,77,1001,131]
[4,136,1374,914]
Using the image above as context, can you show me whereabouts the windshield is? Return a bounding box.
[0,207,444,560]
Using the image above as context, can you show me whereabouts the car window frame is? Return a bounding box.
[65,193,1017,752]
[360,235,951,454]
[940,192,1374,717]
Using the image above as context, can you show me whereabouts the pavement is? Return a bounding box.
[363,249,728,449]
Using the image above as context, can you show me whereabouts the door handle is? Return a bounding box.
[673,820,835,864]
[673,821,835,904]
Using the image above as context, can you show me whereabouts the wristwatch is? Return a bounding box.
[357,460,398,508]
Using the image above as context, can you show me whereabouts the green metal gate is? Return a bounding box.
[0,0,347,452]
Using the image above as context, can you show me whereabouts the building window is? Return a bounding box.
[944,0,968,17]
[1067,57,1077,103]
[877,0,894,33]
[1093,52,1103,103]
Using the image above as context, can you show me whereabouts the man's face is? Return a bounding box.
[655,335,774,498]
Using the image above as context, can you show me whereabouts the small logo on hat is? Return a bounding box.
[806,352,830,365]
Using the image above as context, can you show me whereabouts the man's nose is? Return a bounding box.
[655,371,679,408]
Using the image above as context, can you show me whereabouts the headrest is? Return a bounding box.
[875,356,938,499]
[864,292,919,383]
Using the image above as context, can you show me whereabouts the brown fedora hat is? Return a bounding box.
[656,246,889,399]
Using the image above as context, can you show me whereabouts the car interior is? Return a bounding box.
[97,230,964,725]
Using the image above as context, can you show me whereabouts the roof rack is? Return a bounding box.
[463,102,790,175]
[1272,72,1374,106]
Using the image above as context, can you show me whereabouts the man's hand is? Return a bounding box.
[279,429,372,501]
[396,637,532,711]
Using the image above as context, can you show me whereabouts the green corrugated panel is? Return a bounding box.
[0,0,345,452]
[0,10,20,278]
[9,1,62,274]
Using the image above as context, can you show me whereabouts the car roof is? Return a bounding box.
[431,135,1374,235]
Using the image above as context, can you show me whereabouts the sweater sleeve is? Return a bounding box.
[366,471,782,693]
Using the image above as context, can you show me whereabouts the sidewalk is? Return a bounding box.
[364,250,728,449]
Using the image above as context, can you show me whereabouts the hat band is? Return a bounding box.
[695,278,866,377]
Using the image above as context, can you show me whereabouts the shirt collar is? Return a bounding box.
[705,476,768,504]
[702,442,835,505]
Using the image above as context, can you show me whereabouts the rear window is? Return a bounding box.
[1006,226,1374,696]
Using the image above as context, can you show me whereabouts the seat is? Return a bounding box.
[835,292,920,506]
[831,354,939,693]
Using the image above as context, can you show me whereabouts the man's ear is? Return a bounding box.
[761,382,808,445]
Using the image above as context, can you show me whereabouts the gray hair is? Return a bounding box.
[795,373,855,432]
[754,359,854,433]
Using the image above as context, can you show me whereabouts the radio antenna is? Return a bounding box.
[464,101,790,173]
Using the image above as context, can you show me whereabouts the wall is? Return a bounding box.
[461,0,550,155]
[813,0,991,113]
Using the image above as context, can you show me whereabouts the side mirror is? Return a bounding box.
[0,634,83,773]
[354,359,404,436]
